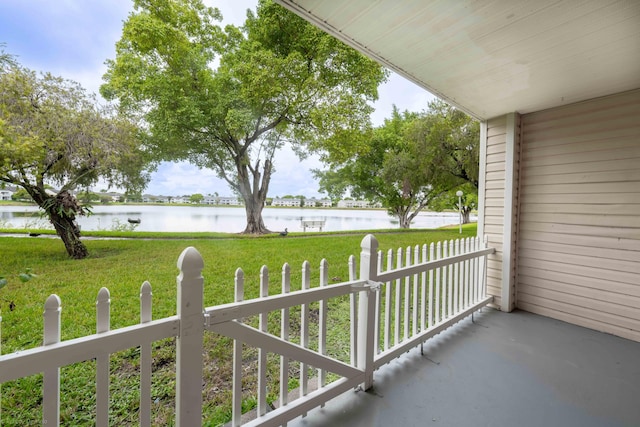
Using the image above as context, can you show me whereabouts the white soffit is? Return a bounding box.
[274,0,640,121]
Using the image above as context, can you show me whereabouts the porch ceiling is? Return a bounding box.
[274,0,640,121]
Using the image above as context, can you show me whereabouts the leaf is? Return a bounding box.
[0,277,7,289]
[19,273,33,283]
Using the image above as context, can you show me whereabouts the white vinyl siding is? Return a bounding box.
[479,113,521,311]
[517,89,640,342]
[481,117,506,308]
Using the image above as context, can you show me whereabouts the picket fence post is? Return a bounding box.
[140,281,153,427]
[96,287,111,427]
[175,247,205,426]
[232,268,244,427]
[348,255,357,367]
[43,294,61,426]
[358,234,378,390]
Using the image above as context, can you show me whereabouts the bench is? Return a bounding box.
[301,220,326,232]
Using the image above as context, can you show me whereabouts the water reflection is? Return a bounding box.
[0,205,469,233]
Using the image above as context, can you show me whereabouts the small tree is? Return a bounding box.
[430,186,477,224]
[317,107,451,228]
[0,57,148,258]
[190,193,204,204]
[421,99,480,222]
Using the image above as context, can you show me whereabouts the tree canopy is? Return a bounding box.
[316,100,479,228]
[420,99,480,223]
[0,53,148,258]
[101,0,388,234]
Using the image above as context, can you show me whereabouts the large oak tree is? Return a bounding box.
[0,57,148,258]
[101,0,387,234]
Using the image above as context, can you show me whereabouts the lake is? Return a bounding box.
[0,205,469,233]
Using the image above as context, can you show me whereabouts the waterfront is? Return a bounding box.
[0,205,469,233]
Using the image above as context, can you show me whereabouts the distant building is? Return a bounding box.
[305,198,332,207]
[218,196,242,206]
[202,196,217,205]
[337,199,370,208]
[272,197,301,207]
[0,187,15,200]
[142,194,155,203]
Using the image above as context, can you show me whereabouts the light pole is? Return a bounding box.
[456,190,463,233]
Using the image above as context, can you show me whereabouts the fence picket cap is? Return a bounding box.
[96,287,110,334]
[140,281,152,323]
[44,295,62,346]
[235,268,244,302]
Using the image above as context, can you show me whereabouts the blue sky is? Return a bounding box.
[0,0,434,197]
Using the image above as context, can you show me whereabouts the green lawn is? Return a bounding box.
[0,224,477,425]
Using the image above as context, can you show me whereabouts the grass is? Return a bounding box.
[0,223,477,425]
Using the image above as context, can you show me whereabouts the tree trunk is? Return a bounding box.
[398,215,411,228]
[28,188,89,259]
[242,196,269,234]
[50,210,88,259]
[462,206,472,224]
[236,156,272,235]
[395,207,412,229]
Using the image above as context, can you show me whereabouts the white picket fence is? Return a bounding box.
[0,234,494,426]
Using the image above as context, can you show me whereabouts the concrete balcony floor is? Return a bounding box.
[289,308,640,427]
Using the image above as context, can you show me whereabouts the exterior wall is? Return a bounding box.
[478,114,520,311]
[517,89,640,342]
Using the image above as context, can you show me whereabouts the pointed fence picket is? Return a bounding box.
[0,235,493,427]
[279,263,290,412]
[232,268,245,427]
[43,294,61,426]
[96,287,110,427]
[139,281,153,427]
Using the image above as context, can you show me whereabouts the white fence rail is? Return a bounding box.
[0,234,493,426]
